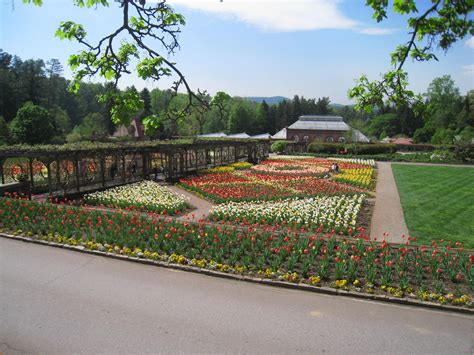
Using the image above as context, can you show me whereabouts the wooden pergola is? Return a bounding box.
[0,139,270,196]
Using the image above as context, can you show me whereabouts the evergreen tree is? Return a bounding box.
[140,88,152,117]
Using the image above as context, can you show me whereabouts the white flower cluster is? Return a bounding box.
[84,181,189,212]
[329,157,376,166]
[210,194,365,231]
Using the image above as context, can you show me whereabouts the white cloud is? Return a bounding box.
[168,0,358,32]
[462,64,474,76]
[358,27,397,35]
[466,37,474,48]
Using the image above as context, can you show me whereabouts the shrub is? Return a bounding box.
[347,144,396,155]
[271,140,288,154]
[307,142,343,154]
[10,102,55,145]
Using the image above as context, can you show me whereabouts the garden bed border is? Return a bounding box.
[2,232,472,316]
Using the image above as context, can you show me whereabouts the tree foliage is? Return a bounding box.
[10,102,55,144]
[24,0,209,130]
[349,0,473,113]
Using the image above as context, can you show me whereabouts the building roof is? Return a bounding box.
[251,133,271,139]
[271,128,287,140]
[197,132,228,138]
[288,115,350,131]
[227,133,250,139]
[392,137,413,145]
[112,117,145,139]
[352,130,370,143]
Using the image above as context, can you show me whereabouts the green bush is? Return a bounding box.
[271,140,288,154]
[307,142,344,154]
[10,102,55,145]
[347,143,397,155]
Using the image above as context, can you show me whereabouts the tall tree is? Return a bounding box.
[425,75,462,129]
[45,58,63,109]
[140,88,152,117]
[211,91,231,129]
[0,116,10,144]
[315,97,331,115]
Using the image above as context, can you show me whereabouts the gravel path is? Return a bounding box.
[167,185,214,222]
[370,162,409,244]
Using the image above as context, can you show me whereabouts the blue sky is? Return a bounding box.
[1,0,473,104]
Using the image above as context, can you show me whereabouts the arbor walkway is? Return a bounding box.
[167,185,214,222]
[370,162,409,244]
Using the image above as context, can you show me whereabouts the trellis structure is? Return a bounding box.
[0,139,270,196]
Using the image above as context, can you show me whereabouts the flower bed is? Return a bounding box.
[1,197,472,308]
[84,181,189,215]
[209,194,365,233]
[179,172,362,203]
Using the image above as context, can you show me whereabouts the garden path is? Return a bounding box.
[370,162,409,244]
[167,184,214,222]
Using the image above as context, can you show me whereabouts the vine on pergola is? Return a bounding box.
[24,0,210,131]
[349,0,473,113]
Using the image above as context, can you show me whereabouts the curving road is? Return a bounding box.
[1,237,473,354]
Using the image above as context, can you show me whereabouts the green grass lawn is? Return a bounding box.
[392,164,474,248]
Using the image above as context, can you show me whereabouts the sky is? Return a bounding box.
[1,0,473,104]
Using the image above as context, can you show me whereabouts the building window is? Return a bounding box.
[303,135,309,143]
[338,136,346,143]
[293,135,300,142]
[326,136,334,143]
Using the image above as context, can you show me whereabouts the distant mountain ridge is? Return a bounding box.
[244,96,289,104]
[244,96,353,108]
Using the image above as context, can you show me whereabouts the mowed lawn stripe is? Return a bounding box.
[392,164,474,248]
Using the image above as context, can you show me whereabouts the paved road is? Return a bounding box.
[1,238,473,354]
[370,162,409,244]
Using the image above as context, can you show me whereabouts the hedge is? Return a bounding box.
[308,143,398,155]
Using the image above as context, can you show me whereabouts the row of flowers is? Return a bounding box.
[334,168,375,190]
[209,194,365,234]
[84,181,190,215]
[1,197,472,307]
[199,161,253,174]
[329,157,376,166]
[250,159,329,175]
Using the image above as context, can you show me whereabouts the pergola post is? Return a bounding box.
[100,157,106,187]
[74,156,80,192]
[0,158,5,185]
[28,158,35,189]
[121,154,126,182]
[55,158,60,190]
[46,161,52,198]
[142,152,148,179]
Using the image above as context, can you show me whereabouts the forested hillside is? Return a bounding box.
[0,50,472,145]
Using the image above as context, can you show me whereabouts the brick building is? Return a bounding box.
[285,115,369,143]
